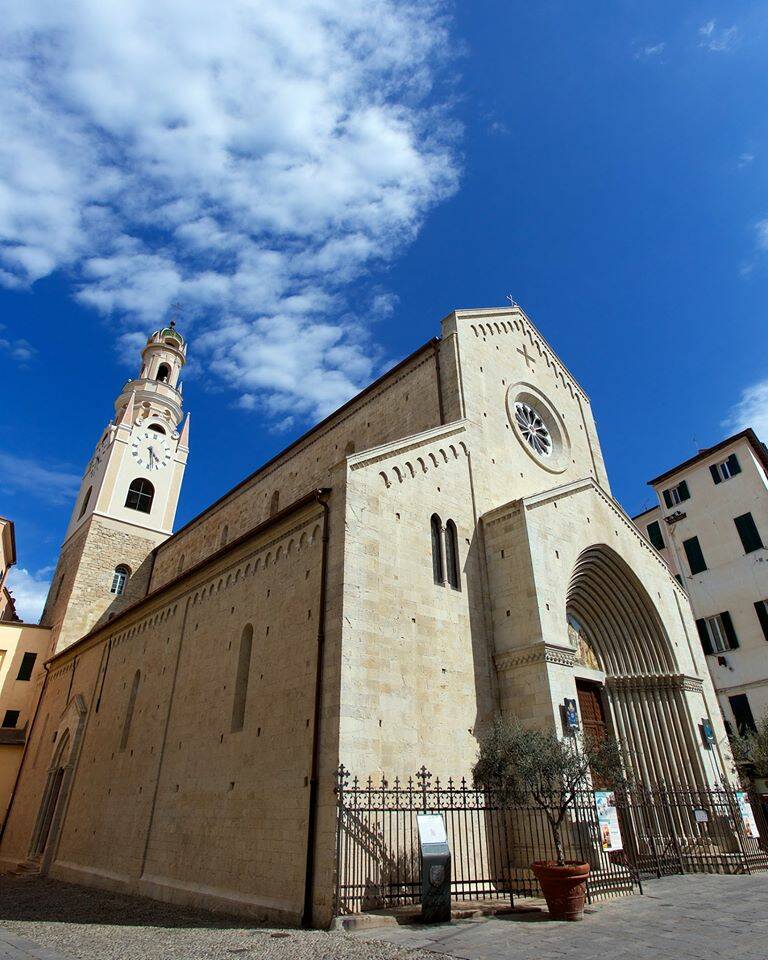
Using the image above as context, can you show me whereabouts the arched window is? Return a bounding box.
[148,423,166,435]
[120,670,140,750]
[220,525,229,547]
[344,440,356,455]
[125,478,154,513]
[110,564,130,596]
[78,486,92,520]
[431,514,444,585]
[177,554,185,575]
[269,490,280,516]
[445,520,460,590]
[156,363,171,383]
[231,624,253,732]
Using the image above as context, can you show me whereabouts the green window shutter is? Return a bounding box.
[647,521,665,551]
[710,464,722,485]
[696,618,713,655]
[683,536,707,575]
[720,611,739,649]
[754,600,768,642]
[677,480,690,502]
[734,512,764,553]
[727,453,741,476]
[663,489,673,508]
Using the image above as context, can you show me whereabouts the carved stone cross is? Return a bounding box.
[517,344,536,369]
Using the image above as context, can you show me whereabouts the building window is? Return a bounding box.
[695,612,738,654]
[710,453,741,484]
[663,480,690,508]
[231,624,253,733]
[269,490,280,516]
[729,693,756,734]
[16,651,37,681]
[431,514,444,585]
[220,525,229,547]
[754,599,768,641]
[178,554,185,575]
[445,520,460,589]
[78,486,92,520]
[148,423,166,435]
[156,363,171,383]
[2,710,20,728]
[110,565,130,596]
[734,512,764,554]
[125,478,154,514]
[647,520,665,551]
[683,535,707,575]
[120,670,141,750]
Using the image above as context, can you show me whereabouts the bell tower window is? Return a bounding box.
[78,486,92,520]
[148,424,166,435]
[110,564,130,596]
[157,363,171,383]
[125,478,155,514]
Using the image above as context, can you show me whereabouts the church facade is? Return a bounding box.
[0,307,731,926]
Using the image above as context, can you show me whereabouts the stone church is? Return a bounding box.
[0,307,730,926]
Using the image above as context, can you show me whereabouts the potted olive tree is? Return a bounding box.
[473,717,625,920]
[730,713,768,786]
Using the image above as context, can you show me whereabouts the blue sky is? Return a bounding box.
[1,1,767,619]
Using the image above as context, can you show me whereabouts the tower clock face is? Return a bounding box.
[131,431,172,471]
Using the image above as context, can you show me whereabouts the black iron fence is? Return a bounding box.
[333,765,768,916]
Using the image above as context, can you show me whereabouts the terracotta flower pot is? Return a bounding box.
[531,860,590,921]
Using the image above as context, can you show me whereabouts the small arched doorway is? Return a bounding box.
[566,545,705,788]
[32,731,70,857]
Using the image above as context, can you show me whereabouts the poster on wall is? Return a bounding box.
[594,791,623,852]
[736,792,760,839]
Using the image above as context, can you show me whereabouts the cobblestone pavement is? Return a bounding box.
[0,876,440,960]
[2,873,768,960]
[353,873,768,960]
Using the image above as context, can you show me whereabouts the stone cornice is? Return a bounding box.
[495,643,576,672]
[348,421,468,472]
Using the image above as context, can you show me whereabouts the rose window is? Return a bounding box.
[514,402,552,457]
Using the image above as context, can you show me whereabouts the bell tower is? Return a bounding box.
[41,323,190,654]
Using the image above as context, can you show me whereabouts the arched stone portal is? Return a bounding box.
[566,545,707,788]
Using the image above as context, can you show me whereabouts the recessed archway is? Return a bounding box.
[566,545,705,788]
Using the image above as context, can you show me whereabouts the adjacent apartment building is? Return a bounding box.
[633,429,768,738]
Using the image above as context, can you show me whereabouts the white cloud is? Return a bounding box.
[6,567,50,623]
[756,219,768,251]
[724,379,768,440]
[634,42,666,60]
[0,451,80,505]
[0,0,459,421]
[698,20,739,52]
[738,152,755,168]
[0,325,36,365]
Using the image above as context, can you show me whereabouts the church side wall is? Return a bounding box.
[1,501,340,925]
[339,425,496,781]
[149,347,444,592]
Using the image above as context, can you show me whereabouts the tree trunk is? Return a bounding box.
[552,821,565,866]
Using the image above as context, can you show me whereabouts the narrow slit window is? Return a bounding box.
[231,624,253,733]
[120,670,140,751]
[445,520,460,589]
[78,486,92,520]
[431,514,444,585]
[269,490,280,516]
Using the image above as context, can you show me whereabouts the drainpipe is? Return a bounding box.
[302,489,332,928]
